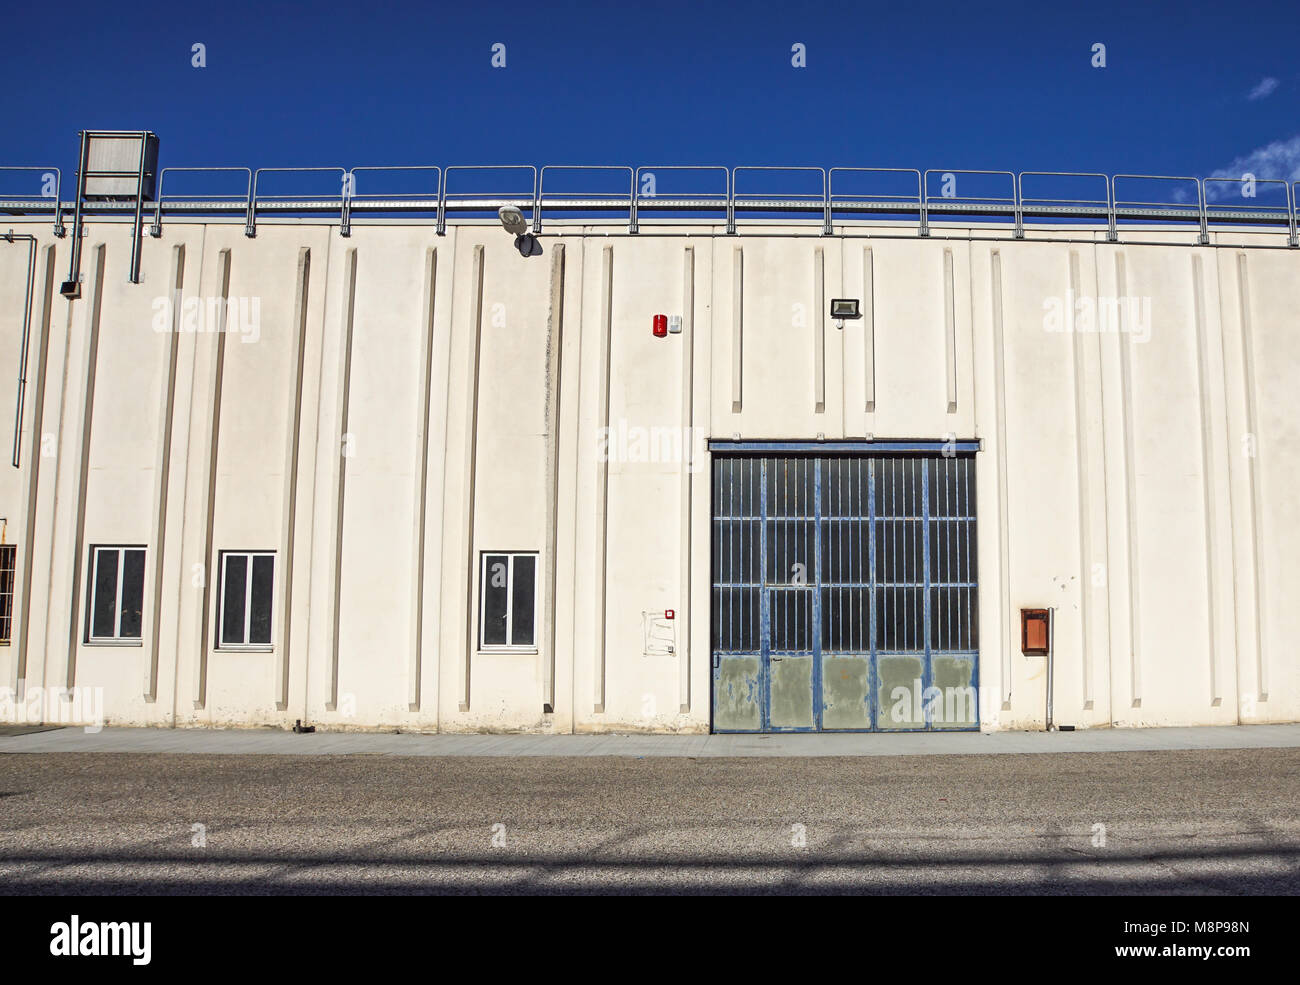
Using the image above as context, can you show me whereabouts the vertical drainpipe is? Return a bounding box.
[1045,608,1055,732]
[4,233,37,468]
[541,243,566,715]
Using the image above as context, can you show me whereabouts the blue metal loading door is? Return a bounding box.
[710,447,979,733]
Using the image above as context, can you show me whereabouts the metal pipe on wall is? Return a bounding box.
[128,138,148,283]
[2,231,37,467]
[1045,608,1055,732]
[61,131,89,298]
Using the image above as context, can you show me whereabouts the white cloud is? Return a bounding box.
[1204,135,1300,200]
[1247,77,1279,100]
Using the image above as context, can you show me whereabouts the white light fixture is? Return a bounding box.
[498,206,528,236]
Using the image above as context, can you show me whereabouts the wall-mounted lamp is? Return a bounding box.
[830,298,860,330]
[498,206,538,257]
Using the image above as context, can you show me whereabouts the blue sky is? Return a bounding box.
[3,0,1298,194]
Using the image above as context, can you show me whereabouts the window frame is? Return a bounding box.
[478,551,539,652]
[216,549,276,652]
[0,543,16,646]
[85,544,147,646]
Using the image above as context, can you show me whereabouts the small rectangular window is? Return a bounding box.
[0,544,16,645]
[218,551,275,649]
[86,545,146,643]
[479,552,538,650]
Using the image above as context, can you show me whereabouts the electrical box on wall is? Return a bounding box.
[1021,608,1050,655]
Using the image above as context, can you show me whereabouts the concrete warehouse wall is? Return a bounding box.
[0,216,1296,732]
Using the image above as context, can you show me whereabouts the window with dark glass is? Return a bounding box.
[479,552,537,649]
[86,546,146,642]
[218,551,274,648]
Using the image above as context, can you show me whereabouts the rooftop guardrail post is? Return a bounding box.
[629,169,638,234]
[244,170,257,238]
[726,169,736,235]
[1106,176,1118,242]
[53,169,65,238]
[1284,184,1294,246]
[532,168,543,235]
[435,169,446,236]
[822,169,832,236]
[528,167,541,236]
[151,168,165,238]
[1197,180,1209,246]
[340,168,352,238]
[1013,173,1024,239]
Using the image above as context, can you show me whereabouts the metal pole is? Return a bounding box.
[822,169,832,236]
[1197,180,1210,246]
[63,131,88,297]
[340,169,351,237]
[52,169,65,238]
[629,169,638,234]
[128,134,148,283]
[1045,607,1055,731]
[3,232,37,468]
[244,170,258,238]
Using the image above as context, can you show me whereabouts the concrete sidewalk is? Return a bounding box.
[1,723,1298,757]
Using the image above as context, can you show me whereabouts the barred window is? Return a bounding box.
[0,544,15,645]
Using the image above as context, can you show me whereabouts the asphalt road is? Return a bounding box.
[1,749,1297,894]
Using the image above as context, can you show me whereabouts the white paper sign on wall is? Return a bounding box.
[642,611,676,656]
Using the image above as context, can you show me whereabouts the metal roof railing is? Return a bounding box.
[4,161,1297,246]
[0,166,65,235]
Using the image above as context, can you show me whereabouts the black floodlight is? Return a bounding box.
[830,298,860,319]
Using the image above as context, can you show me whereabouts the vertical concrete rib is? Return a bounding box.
[144,244,185,702]
[409,248,437,712]
[989,251,1012,708]
[1235,253,1267,701]
[325,248,358,712]
[593,244,613,714]
[1191,255,1220,705]
[1067,251,1093,707]
[731,247,742,411]
[459,244,485,712]
[679,245,694,713]
[64,244,106,692]
[1114,252,1142,706]
[943,248,957,413]
[12,245,56,698]
[275,247,312,711]
[542,243,566,713]
[193,249,230,709]
[813,247,825,412]
[862,247,875,413]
